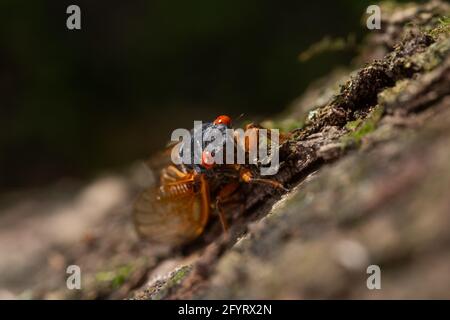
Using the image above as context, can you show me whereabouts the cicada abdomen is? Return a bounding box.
[133,166,210,246]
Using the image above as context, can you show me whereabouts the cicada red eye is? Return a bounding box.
[213,115,232,127]
[201,151,215,169]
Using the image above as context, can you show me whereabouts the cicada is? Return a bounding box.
[133,115,285,246]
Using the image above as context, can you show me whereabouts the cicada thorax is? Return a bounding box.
[133,165,211,246]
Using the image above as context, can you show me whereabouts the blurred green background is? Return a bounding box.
[0,0,418,191]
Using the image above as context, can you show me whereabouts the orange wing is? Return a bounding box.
[133,173,210,246]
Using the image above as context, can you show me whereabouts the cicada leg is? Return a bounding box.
[244,123,291,143]
[239,167,287,192]
[215,182,241,234]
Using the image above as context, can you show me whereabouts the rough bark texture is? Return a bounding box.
[1,0,449,300]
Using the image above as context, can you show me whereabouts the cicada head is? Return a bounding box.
[178,116,232,173]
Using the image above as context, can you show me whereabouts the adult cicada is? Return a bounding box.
[133,115,285,246]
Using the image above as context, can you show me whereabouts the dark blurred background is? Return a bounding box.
[0,0,418,192]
